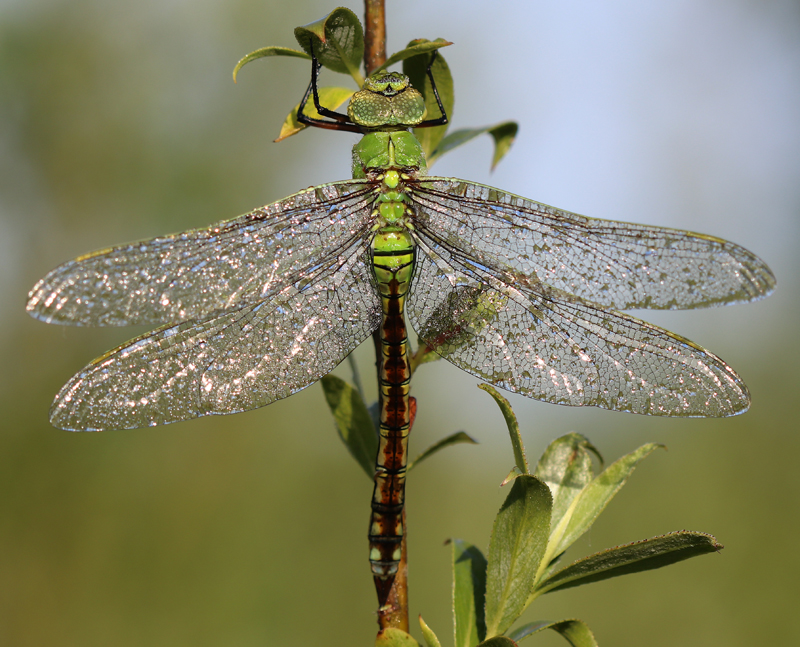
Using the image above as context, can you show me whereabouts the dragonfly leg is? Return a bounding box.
[415,50,448,128]
[297,45,362,132]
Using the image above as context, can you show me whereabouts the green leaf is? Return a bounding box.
[383,39,453,69]
[508,619,597,646]
[536,531,722,595]
[476,638,518,647]
[232,46,310,82]
[376,628,421,647]
[488,122,519,170]
[419,616,443,647]
[274,86,355,141]
[500,466,524,487]
[407,432,478,472]
[534,434,601,538]
[404,41,454,158]
[410,341,442,372]
[547,443,663,561]
[485,476,552,638]
[414,287,508,362]
[294,7,365,84]
[320,375,377,478]
[451,539,487,647]
[479,385,529,475]
[428,122,518,169]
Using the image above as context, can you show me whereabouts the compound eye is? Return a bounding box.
[387,73,409,91]
[363,72,411,96]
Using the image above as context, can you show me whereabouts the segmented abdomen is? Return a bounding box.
[368,235,415,605]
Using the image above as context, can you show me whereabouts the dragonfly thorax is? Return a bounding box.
[348,71,427,129]
[352,130,427,178]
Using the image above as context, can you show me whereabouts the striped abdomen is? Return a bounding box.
[368,227,415,605]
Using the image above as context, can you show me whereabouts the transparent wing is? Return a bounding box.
[50,248,380,431]
[407,238,749,417]
[27,180,376,326]
[410,178,775,310]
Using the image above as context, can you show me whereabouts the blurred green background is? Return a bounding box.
[2,0,798,645]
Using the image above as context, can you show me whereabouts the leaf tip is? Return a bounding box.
[500,466,523,487]
[273,131,293,143]
[232,61,243,84]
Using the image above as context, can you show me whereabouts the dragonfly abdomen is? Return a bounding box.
[368,229,415,602]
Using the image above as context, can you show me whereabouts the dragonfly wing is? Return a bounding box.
[407,239,749,417]
[410,178,775,310]
[50,249,380,431]
[27,180,376,326]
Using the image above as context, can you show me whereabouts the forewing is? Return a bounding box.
[27,180,375,326]
[410,178,775,310]
[50,249,381,431]
[407,240,749,417]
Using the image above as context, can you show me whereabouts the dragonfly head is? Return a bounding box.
[362,71,410,96]
[348,71,427,129]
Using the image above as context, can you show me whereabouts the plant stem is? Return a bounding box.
[364,0,386,75]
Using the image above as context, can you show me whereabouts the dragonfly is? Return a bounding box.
[26,50,775,603]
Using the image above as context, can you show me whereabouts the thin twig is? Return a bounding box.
[364,0,386,74]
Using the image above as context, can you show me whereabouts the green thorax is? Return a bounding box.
[352,131,427,178]
[349,71,429,179]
